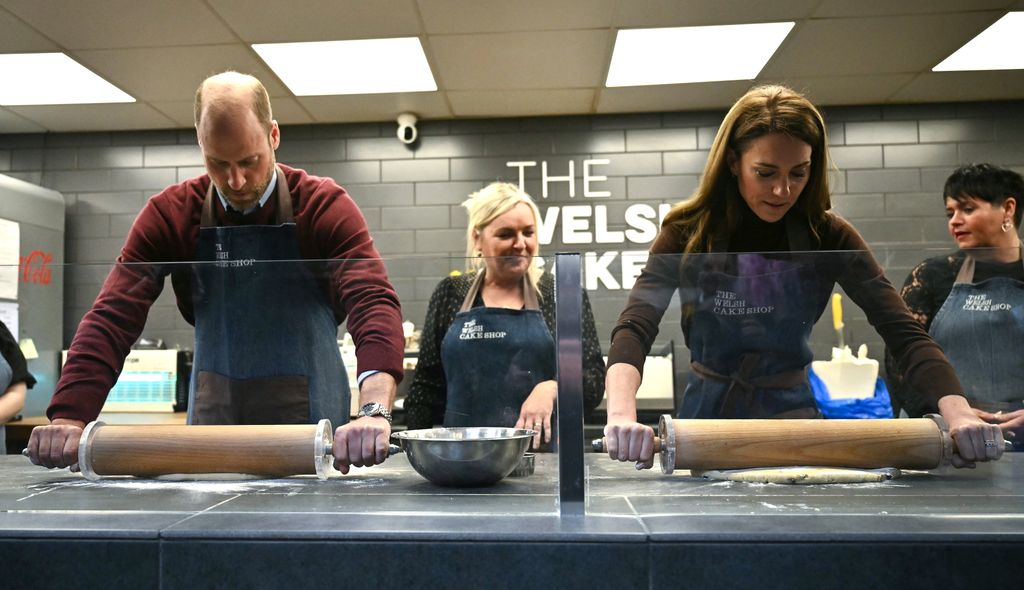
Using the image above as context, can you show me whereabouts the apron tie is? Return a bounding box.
[691,355,809,418]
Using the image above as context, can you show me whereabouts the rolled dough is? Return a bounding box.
[692,466,902,484]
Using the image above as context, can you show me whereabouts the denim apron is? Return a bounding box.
[928,247,1024,412]
[0,354,12,454]
[440,271,556,427]
[188,166,349,426]
[678,215,831,419]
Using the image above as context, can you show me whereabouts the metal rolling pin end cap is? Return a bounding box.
[508,453,535,477]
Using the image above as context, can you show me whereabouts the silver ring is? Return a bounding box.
[984,440,997,447]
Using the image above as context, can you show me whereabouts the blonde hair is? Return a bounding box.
[463,182,544,295]
[664,84,832,253]
[194,71,274,134]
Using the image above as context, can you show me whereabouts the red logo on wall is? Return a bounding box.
[19,250,53,285]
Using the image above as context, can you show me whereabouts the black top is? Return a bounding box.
[886,251,1024,415]
[0,321,35,389]
[404,271,606,429]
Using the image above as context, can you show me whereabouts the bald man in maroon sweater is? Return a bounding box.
[28,72,404,475]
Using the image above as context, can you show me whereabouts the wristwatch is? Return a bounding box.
[357,402,393,424]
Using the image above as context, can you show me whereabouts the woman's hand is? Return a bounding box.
[516,380,556,449]
[939,395,1005,468]
[604,420,656,470]
[974,408,1023,446]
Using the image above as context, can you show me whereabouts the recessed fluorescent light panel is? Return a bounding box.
[933,12,1024,72]
[606,22,794,87]
[0,53,134,105]
[253,38,437,96]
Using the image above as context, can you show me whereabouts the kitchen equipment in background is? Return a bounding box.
[811,344,880,401]
[391,427,535,486]
[831,292,845,349]
[63,348,179,412]
[813,293,879,400]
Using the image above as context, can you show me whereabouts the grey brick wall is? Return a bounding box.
[3,101,1024,390]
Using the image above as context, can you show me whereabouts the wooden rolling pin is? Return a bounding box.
[595,415,954,474]
[75,419,334,481]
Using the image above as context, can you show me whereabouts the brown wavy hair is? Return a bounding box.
[663,85,832,253]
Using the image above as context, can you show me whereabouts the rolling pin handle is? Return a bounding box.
[590,437,663,454]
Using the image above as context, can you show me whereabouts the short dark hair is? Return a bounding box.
[944,163,1024,228]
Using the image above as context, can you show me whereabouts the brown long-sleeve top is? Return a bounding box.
[608,208,964,408]
[49,164,404,423]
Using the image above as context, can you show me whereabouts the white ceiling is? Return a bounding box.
[1,0,1023,132]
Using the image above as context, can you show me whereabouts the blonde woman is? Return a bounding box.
[603,85,1003,469]
[404,182,605,448]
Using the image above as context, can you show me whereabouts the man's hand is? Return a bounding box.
[332,372,397,474]
[332,416,391,474]
[26,418,86,470]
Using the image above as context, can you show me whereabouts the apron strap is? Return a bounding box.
[954,255,977,285]
[955,244,1024,284]
[691,357,808,418]
[200,165,292,228]
[458,269,540,313]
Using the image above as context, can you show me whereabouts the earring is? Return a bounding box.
[1002,218,1013,232]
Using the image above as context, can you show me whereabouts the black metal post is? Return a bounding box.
[554,253,585,516]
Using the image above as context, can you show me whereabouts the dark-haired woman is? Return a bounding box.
[889,163,1024,447]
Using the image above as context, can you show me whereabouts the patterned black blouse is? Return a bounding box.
[403,271,606,429]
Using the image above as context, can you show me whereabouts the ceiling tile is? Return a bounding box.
[0,107,47,133]
[813,0,1013,18]
[448,89,594,117]
[0,9,60,52]
[430,30,612,89]
[297,92,451,123]
[7,103,178,132]
[891,71,1024,103]
[1,0,234,49]
[765,74,917,105]
[611,0,818,27]
[761,12,1005,78]
[206,0,422,42]
[418,0,615,34]
[596,81,755,113]
[72,45,289,102]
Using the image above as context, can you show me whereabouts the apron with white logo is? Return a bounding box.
[929,247,1024,411]
[679,216,831,419]
[440,271,556,427]
[188,166,349,425]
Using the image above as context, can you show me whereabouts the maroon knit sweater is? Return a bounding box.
[49,164,404,423]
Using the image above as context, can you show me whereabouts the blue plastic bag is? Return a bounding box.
[809,367,894,419]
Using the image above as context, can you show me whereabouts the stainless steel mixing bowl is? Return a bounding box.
[391,427,535,487]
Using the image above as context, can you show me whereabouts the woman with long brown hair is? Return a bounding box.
[603,85,1003,469]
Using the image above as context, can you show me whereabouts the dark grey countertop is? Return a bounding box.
[2,453,1022,543]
